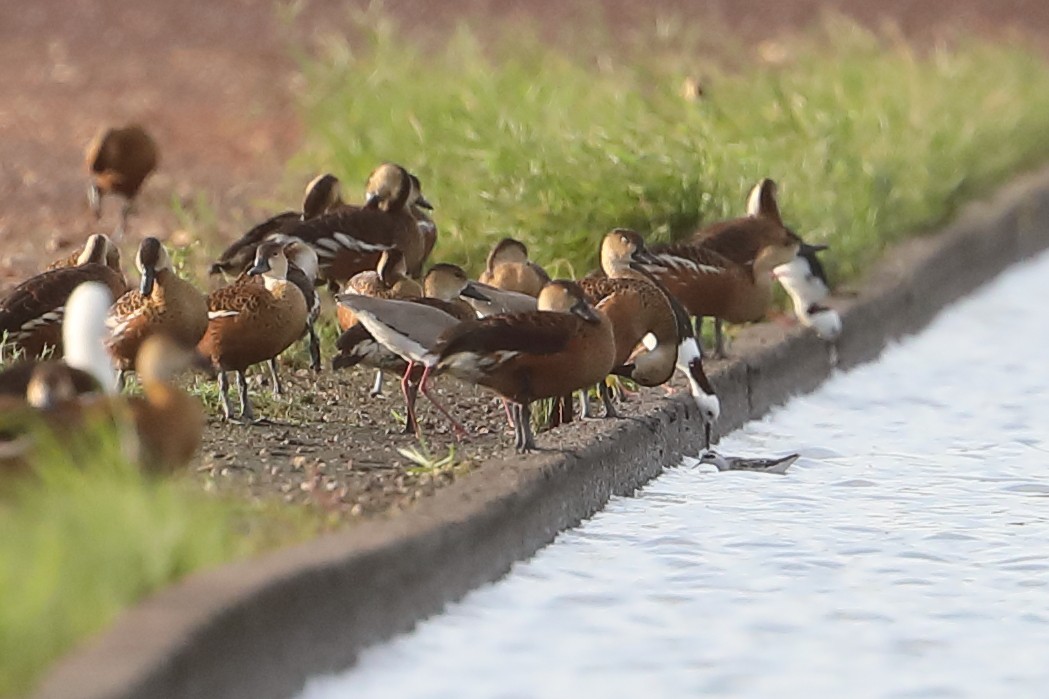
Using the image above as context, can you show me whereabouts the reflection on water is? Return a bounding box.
[299,250,1049,699]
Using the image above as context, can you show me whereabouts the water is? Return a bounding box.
[298,251,1049,699]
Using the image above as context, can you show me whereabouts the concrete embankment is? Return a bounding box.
[34,167,1049,699]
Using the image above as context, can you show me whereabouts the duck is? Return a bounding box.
[334,293,467,436]
[280,237,324,374]
[408,173,438,267]
[435,280,616,452]
[578,229,720,432]
[0,235,127,359]
[209,173,343,278]
[285,163,434,286]
[477,238,551,297]
[336,249,424,332]
[697,450,799,475]
[85,124,159,238]
[332,263,486,400]
[641,205,799,356]
[462,280,538,317]
[2,335,206,473]
[0,281,118,398]
[46,232,126,279]
[197,241,309,421]
[107,237,209,386]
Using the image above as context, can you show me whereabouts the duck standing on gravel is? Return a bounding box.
[107,237,209,388]
[197,241,308,422]
[85,124,158,238]
[435,280,616,452]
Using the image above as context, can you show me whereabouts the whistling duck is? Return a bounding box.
[436,280,616,452]
[107,237,209,386]
[85,124,158,238]
[642,202,799,356]
[478,238,551,297]
[0,281,118,398]
[286,163,432,286]
[334,293,467,436]
[46,232,125,277]
[2,335,205,473]
[336,249,424,331]
[198,241,308,421]
[463,280,537,317]
[0,235,127,359]
[408,173,438,266]
[209,174,343,278]
[579,228,717,424]
[332,263,486,400]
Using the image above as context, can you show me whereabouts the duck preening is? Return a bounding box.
[435,280,616,452]
[478,237,550,297]
[0,234,127,359]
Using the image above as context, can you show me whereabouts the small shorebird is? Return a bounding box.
[698,450,799,474]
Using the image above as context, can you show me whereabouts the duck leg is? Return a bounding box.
[87,183,102,218]
[236,370,255,422]
[307,322,322,373]
[516,402,537,453]
[400,361,420,435]
[217,371,234,421]
[267,358,283,397]
[418,364,468,440]
[598,380,619,418]
[579,387,595,419]
[712,318,727,358]
[370,370,385,398]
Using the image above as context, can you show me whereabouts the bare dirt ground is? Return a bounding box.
[3,0,1048,518]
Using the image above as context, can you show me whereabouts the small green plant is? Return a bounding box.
[397,440,463,476]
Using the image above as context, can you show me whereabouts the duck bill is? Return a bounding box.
[800,242,829,255]
[631,249,661,266]
[364,192,381,209]
[139,267,156,296]
[415,196,434,210]
[460,282,490,301]
[572,301,602,324]
[247,259,271,277]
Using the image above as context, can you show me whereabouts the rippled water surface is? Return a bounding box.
[299,251,1049,699]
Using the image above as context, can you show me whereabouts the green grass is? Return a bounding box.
[294,11,1049,281]
[0,421,323,696]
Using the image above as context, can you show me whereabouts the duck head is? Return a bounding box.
[364,163,412,212]
[537,280,601,323]
[601,228,655,274]
[301,173,343,221]
[407,172,433,210]
[486,237,529,270]
[25,362,78,411]
[423,263,489,302]
[135,237,171,296]
[248,240,291,288]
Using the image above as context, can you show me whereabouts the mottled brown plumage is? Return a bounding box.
[197,242,308,421]
[337,249,424,331]
[107,238,208,376]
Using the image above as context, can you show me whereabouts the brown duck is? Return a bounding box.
[435,280,616,452]
[0,235,127,359]
[336,249,424,332]
[107,237,208,385]
[478,238,550,297]
[285,163,433,286]
[85,124,159,237]
[641,209,799,356]
[209,173,344,278]
[197,241,308,421]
